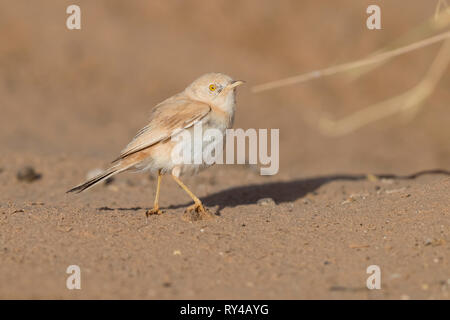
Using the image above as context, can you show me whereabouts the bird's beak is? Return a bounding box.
[228,80,245,89]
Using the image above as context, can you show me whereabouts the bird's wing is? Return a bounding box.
[113,97,211,162]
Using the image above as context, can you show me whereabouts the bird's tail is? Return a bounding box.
[66,163,132,194]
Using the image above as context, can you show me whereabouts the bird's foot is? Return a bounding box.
[185,202,207,214]
[145,208,164,218]
[183,202,213,221]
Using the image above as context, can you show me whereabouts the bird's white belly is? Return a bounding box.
[134,122,226,176]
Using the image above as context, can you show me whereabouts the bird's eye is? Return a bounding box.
[209,84,216,91]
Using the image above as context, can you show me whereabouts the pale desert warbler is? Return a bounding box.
[67,73,244,217]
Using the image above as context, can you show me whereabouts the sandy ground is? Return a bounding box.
[0,1,449,299]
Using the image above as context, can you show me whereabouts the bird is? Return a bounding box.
[67,73,244,218]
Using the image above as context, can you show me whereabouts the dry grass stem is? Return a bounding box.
[316,2,450,136]
[318,39,450,137]
[252,30,450,93]
[346,7,450,81]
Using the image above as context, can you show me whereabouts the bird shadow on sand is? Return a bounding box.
[163,169,450,214]
[96,169,449,214]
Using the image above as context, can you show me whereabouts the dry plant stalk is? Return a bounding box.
[318,2,450,137]
[252,30,450,93]
[435,0,450,20]
[318,39,450,137]
[345,6,450,81]
[252,2,450,137]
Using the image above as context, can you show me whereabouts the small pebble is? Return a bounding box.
[107,185,119,192]
[257,198,276,206]
[401,193,411,198]
[385,187,406,194]
[389,273,401,280]
[285,202,295,211]
[341,197,356,205]
[17,166,41,182]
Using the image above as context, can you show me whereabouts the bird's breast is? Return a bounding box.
[209,104,235,130]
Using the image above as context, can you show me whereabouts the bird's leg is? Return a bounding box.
[146,170,164,217]
[171,174,208,215]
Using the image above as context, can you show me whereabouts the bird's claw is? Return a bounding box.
[145,208,164,217]
[183,203,213,221]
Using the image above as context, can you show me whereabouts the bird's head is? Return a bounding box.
[184,73,244,109]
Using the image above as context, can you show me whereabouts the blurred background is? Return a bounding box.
[1,0,449,178]
[1,0,449,300]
